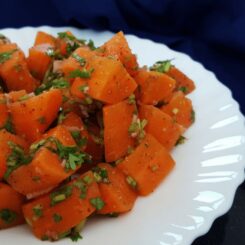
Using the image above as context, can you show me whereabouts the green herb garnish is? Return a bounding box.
[33,204,43,218]
[150,60,172,73]
[90,197,105,210]
[0,209,17,224]
[175,135,186,146]
[0,49,17,64]
[178,86,188,93]
[69,69,93,79]
[53,213,63,223]
[4,141,31,179]
[87,39,96,50]
[50,185,73,206]
[72,54,86,66]
[126,176,137,189]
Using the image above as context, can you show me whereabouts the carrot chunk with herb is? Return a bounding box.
[22,171,101,241]
[9,89,62,142]
[167,66,195,94]
[139,105,181,150]
[8,125,89,198]
[98,31,139,76]
[27,44,53,80]
[96,163,137,214]
[134,69,176,105]
[0,129,28,180]
[0,44,39,92]
[103,99,136,162]
[161,91,194,128]
[117,134,175,196]
[0,183,25,229]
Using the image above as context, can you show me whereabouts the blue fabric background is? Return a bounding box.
[0,1,244,244]
[0,0,244,113]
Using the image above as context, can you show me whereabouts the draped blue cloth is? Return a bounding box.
[0,0,244,113]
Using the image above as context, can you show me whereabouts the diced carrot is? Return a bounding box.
[0,44,39,92]
[103,100,135,162]
[88,56,137,104]
[134,69,176,105]
[0,94,8,129]
[0,129,28,180]
[56,31,77,57]
[117,134,175,196]
[9,89,62,142]
[8,125,82,197]
[61,47,137,104]
[166,66,195,94]
[97,31,138,76]
[0,183,25,229]
[22,171,101,241]
[139,105,181,150]
[161,91,194,128]
[27,44,53,80]
[60,47,93,77]
[34,31,56,47]
[97,163,137,214]
[8,148,67,198]
[60,112,89,150]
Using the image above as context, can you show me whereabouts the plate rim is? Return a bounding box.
[0,25,245,245]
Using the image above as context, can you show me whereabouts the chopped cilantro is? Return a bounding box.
[69,69,93,79]
[35,78,69,94]
[2,116,15,133]
[175,135,186,146]
[33,204,43,218]
[53,213,62,223]
[50,185,73,206]
[72,54,86,66]
[70,231,82,242]
[71,130,88,148]
[150,60,172,73]
[93,167,109,183]
[4,141,31,179]
[0,209,17,224]
[90,197,105,210]
[126,176,137,189]
[178,86,188,93]
[87,39,96,50]
[128,94,136,105]
[58,32,76,41]
[73,179,87,199]
[128,117,147,141]
[0,49,17,64]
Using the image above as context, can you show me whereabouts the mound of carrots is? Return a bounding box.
[0,30,195,241]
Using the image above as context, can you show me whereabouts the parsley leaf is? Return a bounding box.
[69,69,93,79]
[33,204,43,218]
[87,39,96,50]
[72,54,86,66]
[0,49,17,64]
[0,209,17,224]
[90,197,105,210]
[53,213,62,223]
[50,185,73,206]
[150,60,172,73]
[4,141,32,179]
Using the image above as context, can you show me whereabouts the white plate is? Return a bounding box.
[0,26,245,245]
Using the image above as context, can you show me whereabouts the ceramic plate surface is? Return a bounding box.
[0,26,245,245]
